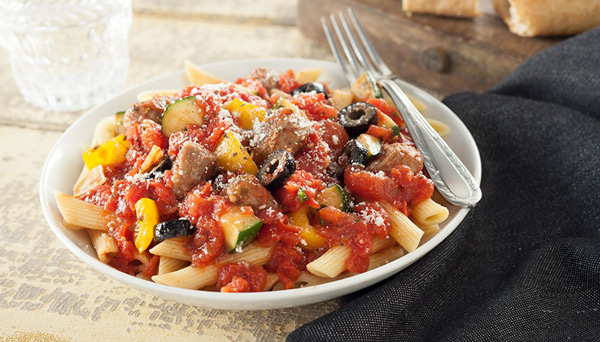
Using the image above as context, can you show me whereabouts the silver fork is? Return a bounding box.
[321,8,481,207]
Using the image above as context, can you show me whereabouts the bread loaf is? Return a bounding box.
[403,0,481,18]
[493,0,600,37]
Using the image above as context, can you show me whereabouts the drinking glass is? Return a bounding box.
[0,0,132,112]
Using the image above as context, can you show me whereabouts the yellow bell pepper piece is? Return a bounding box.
[214,130,258,175]
[82,134,130,170]
[226,98,266,130]
[289,205,327,250]
[134,198,159,253]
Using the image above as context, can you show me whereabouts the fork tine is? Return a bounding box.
[346,7,392,76]
[337,10,376,75]
[329,14,363,80]
[320,17,356,85]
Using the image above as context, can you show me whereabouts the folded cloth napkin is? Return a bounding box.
[288,27,600,342]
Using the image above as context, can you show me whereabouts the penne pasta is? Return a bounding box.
[416,223,441,245]
[382,203,424,253]
[73,165,106,197]
[296,272,353,287]
[306,245,351,278]
[426,117,451,138]
[264,273,280,291]
[299,240,402,286]
[54,191,118,231]
[151,243,272,289]
[185,60,224,86]
[306,237,397,278]
[295,67,322,84]
[158,256,190,275]
[87,229,118,263]
[149,236,193,262]
[91,116,117,147]
[407,94,427,113]
[411,198,449,226]
[138,145,164,174]
[331,88,354,110]
[137,89,179,102]
[367,245,405,270]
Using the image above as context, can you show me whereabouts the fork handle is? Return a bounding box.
[379,79,482,207]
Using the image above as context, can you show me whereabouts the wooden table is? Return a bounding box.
[0,1,339,341]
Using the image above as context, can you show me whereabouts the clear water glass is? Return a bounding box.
[0,0,132,112]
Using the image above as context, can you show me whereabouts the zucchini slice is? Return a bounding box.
[316,185,351,212]
[161,96,203,136]
[351,72,383,100]
[356,133,382,159]
[298,187,309,203]
[114,111,126,135]
[378,112,400,136]
[219,206,263,252]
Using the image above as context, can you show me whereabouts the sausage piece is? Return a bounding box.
[249,67,280,92]
[366,142,424,174]
[172,141,217,199]
[221,174,280,211]
[124,100,165,129]
[251,108,311,165]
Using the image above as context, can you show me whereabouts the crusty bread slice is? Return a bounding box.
[493,0,600,37]
[403,0,481,18]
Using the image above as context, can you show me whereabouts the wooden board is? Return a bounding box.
[297,0,564,96]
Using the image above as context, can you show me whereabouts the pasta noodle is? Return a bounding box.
[138,145,164,174]
[411,198,449,226]
[306,245,351,278]
[148,236,193,262]
[426,118,451,138]
[416,223,441,244]
[381,203,424,253]
[151,243,272,289]
[306,237,397,278]
[137,89,178,102]
[264,273,280,291]
[295,67,322,84]
[367,245,405,270]
[331,88,354,110]
[73,165,106,197]
[185,60,224,85]
[407,94,427,113]
[87,229,118,263]
[158,256,190,275]
[54,191,118,231]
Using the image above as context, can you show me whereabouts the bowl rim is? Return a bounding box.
[39,57,482,308]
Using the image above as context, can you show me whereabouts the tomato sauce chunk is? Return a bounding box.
[278,70,302,93]
[290,92,337,121]
[276,170,326,212]
[266,244,304,289]
[316,207,374,273]
[218,261,268,293]
[179,183,229,266]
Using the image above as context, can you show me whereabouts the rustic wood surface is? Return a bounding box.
[0,1,340,341]
[297,0,563,96]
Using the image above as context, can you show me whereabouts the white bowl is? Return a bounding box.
[39,58,481,310]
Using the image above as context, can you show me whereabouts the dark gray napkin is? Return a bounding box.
[288,27,600,342]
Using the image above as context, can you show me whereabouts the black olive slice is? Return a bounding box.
[291,82,329,98]
[147,155,172,179]
[337,139,369,174]
[154,219,194,242]
[257,150,296,191]
[337,102,378,137]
